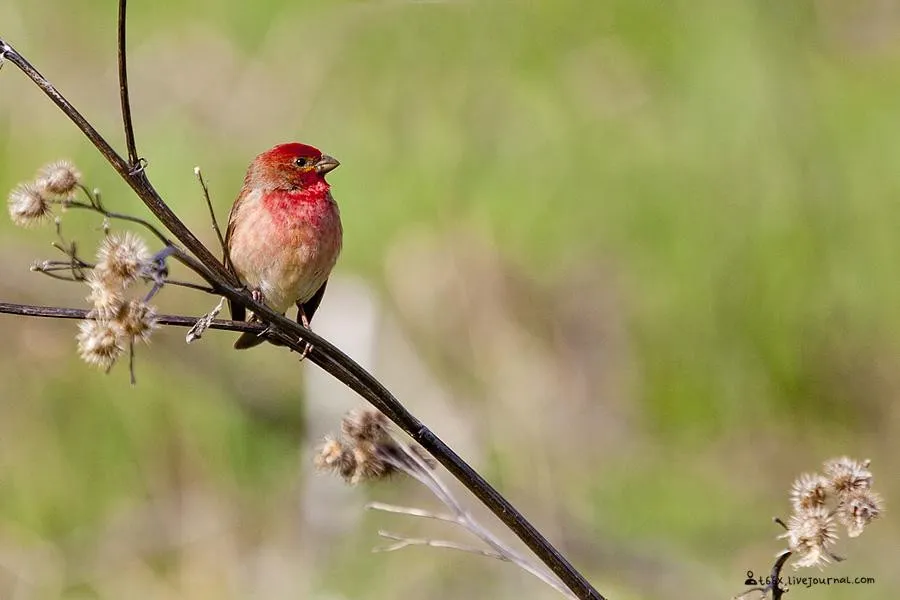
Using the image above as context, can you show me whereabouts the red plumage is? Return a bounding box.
[224,143,343,349]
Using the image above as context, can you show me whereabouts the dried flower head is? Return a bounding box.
[779,507,839,569]
[791,473,829,512]
[86,270,125,318]
[342,408,390,444]
[823,457,872,497]
[35,160,81,197]
[315,436,358,481]
[94,232,151,286]
[116,300,158,343]
[8,182,51,227]
[351,442,392,484]
[838,489,883,538]
[76,317,125,370]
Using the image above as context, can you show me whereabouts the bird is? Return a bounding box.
[224,142,343,351]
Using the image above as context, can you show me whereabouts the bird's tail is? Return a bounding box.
[233,330,267,350]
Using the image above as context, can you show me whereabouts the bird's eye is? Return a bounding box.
[294,157,308,167]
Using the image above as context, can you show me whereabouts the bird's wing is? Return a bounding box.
[224,187,249,322]
[298,279,328,324]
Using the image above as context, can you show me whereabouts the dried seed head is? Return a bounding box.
[779,507,839,569]
[838,489,883,538]
[76,317,125,370]
[35,160,81,197]
[314,436,358,482]
[823,457,872,497]
[86,270,125,318]
[350,442,393,485]
[8,182,51,227]
[791,473,830,512]
[342,408,390,444]
[116,300,157,343]
[95,232,151,286]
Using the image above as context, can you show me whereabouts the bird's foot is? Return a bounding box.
[296,340,313,362]
[296,306,313,361]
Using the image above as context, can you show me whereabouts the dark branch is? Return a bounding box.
[0,38,236,286]
[117,0,138,166]
[770,551,792,600]
[0,301,263,333]
[0,35,603,600]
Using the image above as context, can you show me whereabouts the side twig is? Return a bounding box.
[194,166,226,253]
[117,0,138,166]
[0,302,263,334]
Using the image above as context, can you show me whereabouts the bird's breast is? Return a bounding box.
[229,192,342,313]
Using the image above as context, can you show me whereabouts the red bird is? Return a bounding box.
[224,143,343,350]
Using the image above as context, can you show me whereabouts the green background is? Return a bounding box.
[0,0,897,598]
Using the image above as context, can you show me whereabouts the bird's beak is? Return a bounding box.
[315,154,340,175]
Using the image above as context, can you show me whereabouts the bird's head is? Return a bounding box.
[246,142,340,191]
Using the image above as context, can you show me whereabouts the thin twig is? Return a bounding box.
[374,530,508,560]
[64,200,172,246]
[194,167,226,253]
[378,443,576,599]
[117,0,138,166]
[0,301,262,333]
[0,35,603,600]
[366,502,458,525]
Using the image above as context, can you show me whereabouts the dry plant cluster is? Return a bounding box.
[735,456,883,600]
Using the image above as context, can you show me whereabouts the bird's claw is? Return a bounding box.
[297,339,314,362]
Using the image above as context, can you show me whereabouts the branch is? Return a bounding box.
[118,0,138,166]
[0,35,603,600]
[0,301,263,333]
[0,38,234,285]
[379,442,577,599]
[194,167,226,253]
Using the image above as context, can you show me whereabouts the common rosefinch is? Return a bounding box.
[224,143,342,350]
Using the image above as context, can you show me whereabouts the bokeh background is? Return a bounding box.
[1,0,898,598]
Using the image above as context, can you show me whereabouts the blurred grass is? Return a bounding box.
[1,0,900,598]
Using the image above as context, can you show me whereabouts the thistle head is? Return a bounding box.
[8,182,51,227]
[35,160,81,197]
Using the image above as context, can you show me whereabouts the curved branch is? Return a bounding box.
[0,36,603,600]
[0,38,236,286]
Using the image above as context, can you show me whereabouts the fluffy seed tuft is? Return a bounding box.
[316,409,435,485]
[94,232,151,287]
[86,270,125,318]
[8,182,51,227]
[779,507,839,569]
[76,317,125,370]
[823,457,872,497]
[342,408,390,444]
[315,436,359,482]
[838,489,883,538]
[116,300,158,343]
[35,160,81,197]
[791,473,830,512]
